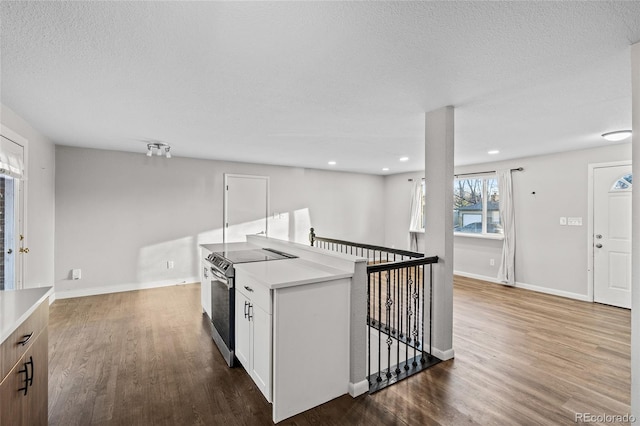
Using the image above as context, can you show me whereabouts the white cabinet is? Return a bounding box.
[234,263,351,424]
[235,281,272,402]
[200,262,212,319]
[200,247,212,319]
[234,291,250,368]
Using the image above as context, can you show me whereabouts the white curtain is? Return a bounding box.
[0,137,24,179]
[497,169,515,284]
[409,181,422,251]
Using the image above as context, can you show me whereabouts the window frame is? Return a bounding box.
[453,174,504,240]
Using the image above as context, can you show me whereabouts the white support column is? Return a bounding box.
[423,106,455,360]
[631,41,640,419]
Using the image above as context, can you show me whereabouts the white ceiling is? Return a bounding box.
[1,1,639,175]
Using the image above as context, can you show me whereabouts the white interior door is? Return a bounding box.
[593,165,632,309]
[224,174,269,243]
[0,133,25,290]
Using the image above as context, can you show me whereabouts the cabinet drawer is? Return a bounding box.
[236,279,271,314]
[0,300,48,381]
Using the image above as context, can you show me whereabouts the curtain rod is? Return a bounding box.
[454,167,523,178]
[408,167,523,181]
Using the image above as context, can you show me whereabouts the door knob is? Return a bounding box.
[19,247,29,253]
[595,243,603,248]
[7,249,12,254]
[595,234,602,239]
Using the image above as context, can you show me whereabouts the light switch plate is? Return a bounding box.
[559,217,567,226]
[568,217,583,226]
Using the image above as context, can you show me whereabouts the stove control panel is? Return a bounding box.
[206,253,231,272]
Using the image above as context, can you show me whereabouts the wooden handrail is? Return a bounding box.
[366,255,439,273]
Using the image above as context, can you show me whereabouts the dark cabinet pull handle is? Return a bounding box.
[18,332,33,346]
[17,356,33,396]
[244,286,254,292]
[27,357,34,387]
[244,301,249,318]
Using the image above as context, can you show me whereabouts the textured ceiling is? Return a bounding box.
[1,1,640,174]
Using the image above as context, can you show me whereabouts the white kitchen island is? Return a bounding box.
[200,236,368,423]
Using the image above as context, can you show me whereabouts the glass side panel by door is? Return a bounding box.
[1,175,17,290]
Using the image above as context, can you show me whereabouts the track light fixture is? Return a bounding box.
[145,142,171,158]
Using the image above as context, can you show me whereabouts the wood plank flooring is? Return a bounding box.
[47,277,631,425]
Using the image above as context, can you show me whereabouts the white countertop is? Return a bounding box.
[235,258,353,289]
[0,287,53,345]
[200,242,260,253]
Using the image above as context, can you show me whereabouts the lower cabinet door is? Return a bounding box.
[0,361,26,426]
[0,330,47,426]
[235,291,251,368]
[24,330,48,426]
[200,265,212,318]
[251,305,272,402]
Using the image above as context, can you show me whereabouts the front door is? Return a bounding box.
[0,133,25,290]
[223,174,269,243]
[593,164,632,309]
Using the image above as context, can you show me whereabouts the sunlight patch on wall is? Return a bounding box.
[137,208,312,283]
[137,236,195,283]
[293,208,312,244]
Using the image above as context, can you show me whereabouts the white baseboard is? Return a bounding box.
[54,277,199,300]
[348,379,369,398]
[454,270,591,302]
[432,347,455,361]
[454,270,504,284]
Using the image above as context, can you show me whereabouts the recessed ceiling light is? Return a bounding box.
[399,157,409,162]
[382,167,389,171]
[601,130,632,142]
[488,150,500,155]
[328,161,337,165]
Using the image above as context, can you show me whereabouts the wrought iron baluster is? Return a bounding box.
[395,267,401,375]
[420,264,426,364]
[412,265,419,366]
[429,263,433,357]
[398,269,407,340]
[385,271,392,378]
[404,267,410,371]
[377,271,382,383]
[367,271,372,385]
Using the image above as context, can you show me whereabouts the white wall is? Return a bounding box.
[383,171,424,251]
[1,105,56,289]
[55,146,385,297]
[384,143,632,300]
[454,143,631,299]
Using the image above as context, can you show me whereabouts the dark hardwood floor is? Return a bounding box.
[47,277,631,425]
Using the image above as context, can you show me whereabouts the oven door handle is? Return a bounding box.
[210,268,232,288]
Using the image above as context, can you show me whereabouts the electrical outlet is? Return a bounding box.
[489,259,495,266]
[560,217,567,226]
[167,261,174,269]
[71,269,81,280]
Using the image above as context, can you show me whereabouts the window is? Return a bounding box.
[453,176,502,236]
[611,173,632,192]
